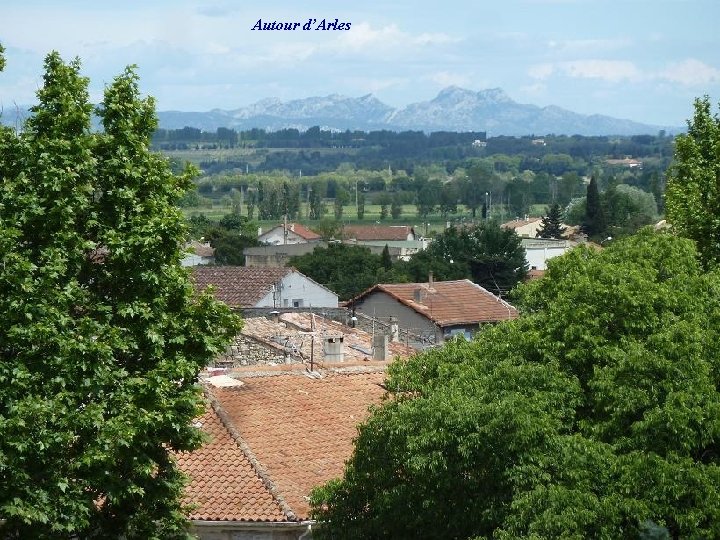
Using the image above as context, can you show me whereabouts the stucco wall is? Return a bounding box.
[255,272,338,309]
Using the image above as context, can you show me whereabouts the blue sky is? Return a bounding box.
[1,0,718,127]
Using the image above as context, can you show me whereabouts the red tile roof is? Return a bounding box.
[176,407,287,522]
[191,266,291,308]
[354,279,517,326]
[343,225,415,241]
[177,370,387,522]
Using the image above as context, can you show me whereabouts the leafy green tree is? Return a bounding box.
[0,52,239,537]
[334,186,350,219]
[309,186,325,220]
[438,182,458,218]
[289,244,401,300]
[604,184,658,237]
[399,223,527,296]
[461,165,493,218]
[583,175,607,238]
[375,192,392,220]
[211,231,260,265]
[665,96,720,267]
[357,191,365,220]
[416,179,441,219]
[312,230,720,539]
[390,193,403,220]
[536,203,566,239]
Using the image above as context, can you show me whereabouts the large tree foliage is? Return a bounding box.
[399,223,527,296]
[666,96,720,267]
[288,243,404,301]
[0,52,239,537]
[311,230,720,539]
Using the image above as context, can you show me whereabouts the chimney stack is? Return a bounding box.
[429,271,434,287]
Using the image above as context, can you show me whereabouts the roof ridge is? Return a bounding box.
[204,386,299,522]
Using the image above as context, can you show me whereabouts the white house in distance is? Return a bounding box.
[181,240,215,267]
[192,266,338,309]
[258,223,321,245]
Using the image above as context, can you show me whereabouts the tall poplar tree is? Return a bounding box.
[665,96,720,267]
[0,51,239,537]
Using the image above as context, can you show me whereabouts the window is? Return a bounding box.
[292,299,303,308]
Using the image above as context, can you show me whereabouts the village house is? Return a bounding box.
[350,277,518,348]
[341,225,427,260]
[258,223,321,245]
[500,216,544,238]
[182,240,216,267]
[192,266,338,309]
[521,237,575,271]
[177,366,389,540]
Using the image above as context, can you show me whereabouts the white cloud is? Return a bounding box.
[529,59,642,82]
[528,63,554,79]
[426,71,471,88]
[335,22,457,51]
[546,38,632,54]
[659,59,720,86]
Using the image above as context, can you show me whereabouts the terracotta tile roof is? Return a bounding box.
[176,408,287,522]
[355,279,517,326]
[191,266,291,308]
[240,313,414,364]
[342,225,415,241]
[177,370,387,522]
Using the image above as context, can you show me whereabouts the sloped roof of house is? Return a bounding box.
[192,266,292,308]
[260,223,321,241]
[186,240,215,258]
[500,217,542,230]
[353,279,517,326]
[343,225,415,241]
[176,369,387,522]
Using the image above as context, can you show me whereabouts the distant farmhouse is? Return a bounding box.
[192,266,338,309]
[341,224,427,260]
[258,222,321,245]
[350,277,517,348]
[243,241,406,268]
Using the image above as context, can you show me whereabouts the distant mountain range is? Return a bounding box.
[2,87,678,136]
[156,87,677,136]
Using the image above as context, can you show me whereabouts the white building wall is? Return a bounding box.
[255,271,338,308]
[259,228,308,245]
[524,245,570,270]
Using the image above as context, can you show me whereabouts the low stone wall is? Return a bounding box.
[216,334,293,367]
